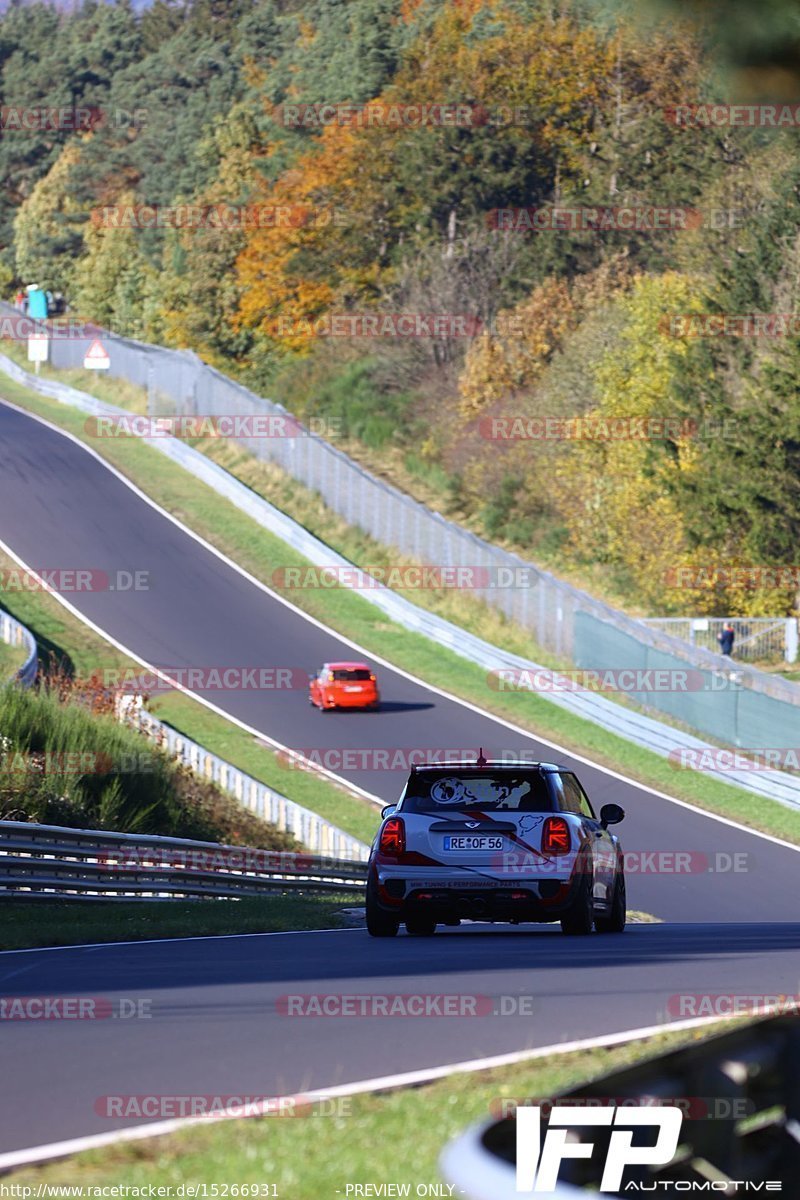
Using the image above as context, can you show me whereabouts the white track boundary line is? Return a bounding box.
[1,396,799,859]
[0,927,357,959]
[0,1009,770,1172]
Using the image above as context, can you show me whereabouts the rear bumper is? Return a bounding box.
[371,865,578,922]
[316,690,379,708]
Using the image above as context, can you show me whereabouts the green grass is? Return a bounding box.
[2,361,800,848]
[3,1015,754,1191]
[0,892,364,950]
[0,634,26,679]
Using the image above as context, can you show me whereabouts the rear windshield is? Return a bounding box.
[400,771,554,814]
[332,669,372,681]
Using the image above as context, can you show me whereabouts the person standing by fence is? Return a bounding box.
[717,621,735,656]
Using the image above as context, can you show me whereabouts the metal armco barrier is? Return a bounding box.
[3,343,800,809]
[0,820,368,901]
[0,609,37,687]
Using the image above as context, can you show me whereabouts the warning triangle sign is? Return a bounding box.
[84,339,110,369]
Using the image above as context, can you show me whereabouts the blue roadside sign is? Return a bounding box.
[27,288,48,319]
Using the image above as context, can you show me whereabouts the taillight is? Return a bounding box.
[328,672,335,682]
[542,816,571,855]
[379,817,405,855]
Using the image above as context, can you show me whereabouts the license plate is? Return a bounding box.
[443,835,504,851]
[344,686,363,692]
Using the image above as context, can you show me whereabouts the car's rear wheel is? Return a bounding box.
[560,864,594,935]
[595,871,626,933]
[366,879,400,937]
[405,915,437,937]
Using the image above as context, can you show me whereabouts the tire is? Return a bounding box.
[405,915,437,937]
[560,862,595,935]
[595,871,626,934]
[366,878,400,938]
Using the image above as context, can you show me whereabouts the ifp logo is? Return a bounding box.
[516,1104,683,1192]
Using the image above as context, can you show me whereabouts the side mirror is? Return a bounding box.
[381,804,398,819]
[600,803,625,828]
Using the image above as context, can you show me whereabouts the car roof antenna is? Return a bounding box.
[477,748,488,767]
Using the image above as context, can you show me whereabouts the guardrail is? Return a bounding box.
[119,697,372,860]
[0,608,37,687]
[0,819,368,901]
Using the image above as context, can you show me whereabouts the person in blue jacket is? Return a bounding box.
[717,622,735,656]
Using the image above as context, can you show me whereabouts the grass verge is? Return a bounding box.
[3,1016,754,1191]
[0,892,364,951]
[0,635,25,679]
[1,364,800,846]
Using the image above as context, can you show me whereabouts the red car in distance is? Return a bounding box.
[309,661,380,712]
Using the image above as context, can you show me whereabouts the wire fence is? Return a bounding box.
[641,617,797,664]
[4,302,800,751]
